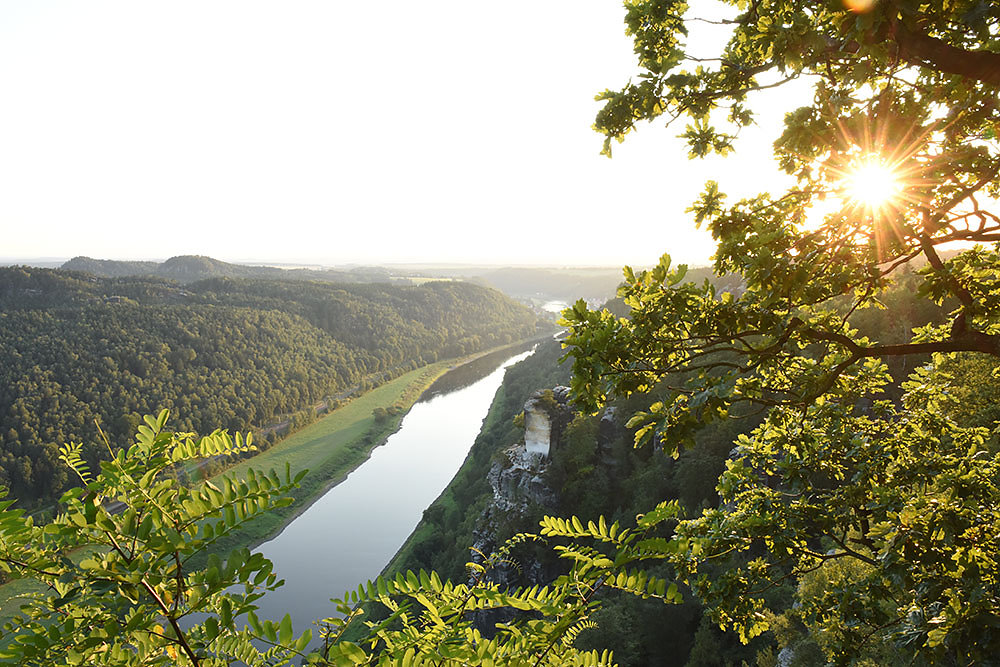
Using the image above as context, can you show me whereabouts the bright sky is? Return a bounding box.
[0,1,799,268]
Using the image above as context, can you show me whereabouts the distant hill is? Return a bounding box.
[61,255,393,284]
[58,256,734,307]
[475,267,625,303]
[433,265,734,309]
[395,265,724,306]
[61,256,161,277]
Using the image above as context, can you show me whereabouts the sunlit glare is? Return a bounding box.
[841,158,904,211]
[843,0,877,14]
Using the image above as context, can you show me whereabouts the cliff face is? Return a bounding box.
[523,387,570,456]
[486,387,571,510]
[523,405,552,457]
[465,385,637,637]
[486,445,556,513]
[469,387,571,589]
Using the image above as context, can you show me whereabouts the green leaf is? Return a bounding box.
[277,613,293,645]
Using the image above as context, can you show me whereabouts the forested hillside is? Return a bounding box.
[60,255,394,284]
[0,266,544,506]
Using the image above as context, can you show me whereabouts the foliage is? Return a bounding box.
[562,0,1000,662]
[935,351,1000,443]
[0,410,312,666]
[0,411,691,666]
[570,0,1000,442]
[317,511,677,667]
[394,334,781,664]
[672,364,1000,659]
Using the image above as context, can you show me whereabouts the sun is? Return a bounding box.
[840,157,905,212]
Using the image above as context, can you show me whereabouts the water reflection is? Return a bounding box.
[251,346,536,642]
[420,341,537,399]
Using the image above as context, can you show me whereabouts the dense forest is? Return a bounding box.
[0,266,544,506]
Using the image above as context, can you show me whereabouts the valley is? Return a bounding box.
[0,266,548,509]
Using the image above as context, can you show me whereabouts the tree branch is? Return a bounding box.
[891,19,1000,87]
[803,325,1000,357]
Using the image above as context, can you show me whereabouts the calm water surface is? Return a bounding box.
[252,347,535,637]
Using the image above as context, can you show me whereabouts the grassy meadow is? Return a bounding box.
[198,359,457,556]
[0,340,537,623]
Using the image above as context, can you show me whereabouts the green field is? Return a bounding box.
[197,359,459,556]
[0,341,535,623]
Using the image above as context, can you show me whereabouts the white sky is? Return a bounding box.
[0,1,801,268]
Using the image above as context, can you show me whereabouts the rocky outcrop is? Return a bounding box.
[523,400,552,456]
[485,386,571,511]
[487,444,557,513]
[469,386,573,595]
[523,386,572,457]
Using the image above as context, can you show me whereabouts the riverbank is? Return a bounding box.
[0,337,544,623]
[242,343,541,638]
[186,338,545,563]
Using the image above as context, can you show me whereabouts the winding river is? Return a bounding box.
[251,346,535,639]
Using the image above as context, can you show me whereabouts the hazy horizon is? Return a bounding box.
[0,253,676,272]
[0,1,805,269]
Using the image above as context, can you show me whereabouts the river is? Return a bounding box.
[250,345,536,640]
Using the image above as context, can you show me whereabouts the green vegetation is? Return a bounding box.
[0,413,310,666]
[386,339,572,580]
[3,0,1000,665]
[0,267,543,507]
[561,0,1000,661]
[0,412,677,666]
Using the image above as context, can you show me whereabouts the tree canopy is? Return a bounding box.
[574,0,1000,429]
[562,0,1000,661]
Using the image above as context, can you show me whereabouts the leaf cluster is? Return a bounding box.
[0,410,310,666]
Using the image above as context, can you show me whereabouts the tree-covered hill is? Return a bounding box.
[60,254,394,284]
[0,266,545,507]
[59,257,160,278]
